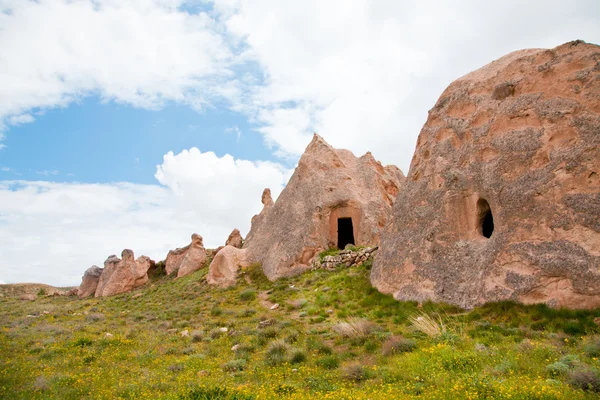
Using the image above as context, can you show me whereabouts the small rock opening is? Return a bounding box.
[477,199,494,239]
[337,217,355,249]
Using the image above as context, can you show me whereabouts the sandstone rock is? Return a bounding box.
[245,188,275,245]
[372,40,600,309]
[225,228,243,248]
[270,303,280,310]
[94,250,153,297]
[244,134,404,280]
[206,246,249,288]
[165,234,207,278]
[77,265,103,298]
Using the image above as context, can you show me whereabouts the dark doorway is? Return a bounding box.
[338,218,355,249]
[477,199,494,239]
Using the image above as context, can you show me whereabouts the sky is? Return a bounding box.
[0,0,599,286]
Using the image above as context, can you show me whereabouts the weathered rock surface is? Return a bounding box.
[165,234,207,278]
[245,188,274,245]
[313,246,378,270]
[207,245,249,287]
[244,134,404,280]
[371,40,600,309]
[95,250,153,297]
[226,229,243,249]
[77,265,103,298]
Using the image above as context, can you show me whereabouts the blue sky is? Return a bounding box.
[1,97,275,184]
[0,0,599,286]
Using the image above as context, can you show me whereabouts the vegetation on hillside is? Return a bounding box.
[1,261,600,399]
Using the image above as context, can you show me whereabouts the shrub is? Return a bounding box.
[382,336,417,356]
[342,363,369,382]
[585,337,600,357]
[289,349,307,364]
[568,368,600,392]
[265,340,290,366]
[73,337,93,348]
[222,359,247,372]
[180,386,255,400]
[33,376,49,391]
[191,330,203,343]
[317,355,339,370]
[168,363,184,372]
[37,288,46,296]
[240,289,256,301]
[547,362,569,376]
[332,318,378,339]
[86,313,105,323]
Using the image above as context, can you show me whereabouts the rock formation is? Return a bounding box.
[77,265,103,298]
[95,250,153,297]
[226,229,243,249]
[244,134,404,280]
[207,246,249,288]
[371,40,600,309]
[244,188,274,245]
[165,233,207,278]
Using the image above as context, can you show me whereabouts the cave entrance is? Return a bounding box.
[477,199,494,239]
[337,217,355,249]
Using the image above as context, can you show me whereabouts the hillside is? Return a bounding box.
[1,255,600,399]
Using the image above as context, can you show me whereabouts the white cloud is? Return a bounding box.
[225,125,242,141]
[0,0,235,133]
[215,0,600,170]
[8,114,35,126]
[0,150,290,286]
[1,167,11,172]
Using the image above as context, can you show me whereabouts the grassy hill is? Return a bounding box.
[1,257,600,399]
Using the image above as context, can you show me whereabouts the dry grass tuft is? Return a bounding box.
[332,318,378,338]
[409,313,446,338]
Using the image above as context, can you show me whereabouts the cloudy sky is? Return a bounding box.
[0,0,599,286]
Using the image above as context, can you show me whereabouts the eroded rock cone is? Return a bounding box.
[226,229,243,249]
[165,234,207,278]
[95,249,153,297]
[77,265,103,298]
[371,40,600,309]
[207,245,249,288]
[245,188,274,245]
[244,134,404,280]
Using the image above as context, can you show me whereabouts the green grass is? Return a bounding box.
[1,262,600,399]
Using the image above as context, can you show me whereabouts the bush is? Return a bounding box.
[382,336,416,356]
[180,386,255,400]
[317,355,339,370]
[222,359,247,372]
[585,337,600,357]
[409,313,446,338]
[191,330,203,343]
[265,340,290,366]
[547,362,569,376]
[240,289,256,301]
[342,363,369,382]
[568,368,600,392]
[289,349,307,364]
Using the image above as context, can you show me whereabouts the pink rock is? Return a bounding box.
[165,234,207,278]
[225,229,243,249]
[207,246,250,288]
[372,40,600,310]
[77,265,103,298]
[244,134,404,280]
[94,249,153,297]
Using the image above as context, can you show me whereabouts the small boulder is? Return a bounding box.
[207,246,250,288]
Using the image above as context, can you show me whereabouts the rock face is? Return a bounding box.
[95,250,153,297]
[207,246,249,288]
[371,40,600,309]
[244,134,404,280]
[226,229,243,249]
[165,234,207,278]
[77,265,103,298]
